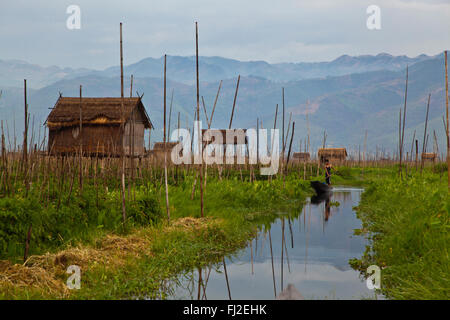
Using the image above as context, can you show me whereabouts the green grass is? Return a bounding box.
[350,169,450,300]
[0,171,312,299]
[1,163,448,300]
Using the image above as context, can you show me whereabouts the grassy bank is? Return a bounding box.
[0,174,311,299]
[350,170,449,300]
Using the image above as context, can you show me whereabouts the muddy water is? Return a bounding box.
[169,187,381,300]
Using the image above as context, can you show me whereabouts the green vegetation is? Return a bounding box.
[350,169,450,300]
[0,163,312,299]
[1,157,448,300]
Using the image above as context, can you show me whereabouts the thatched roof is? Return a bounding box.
[421,152,437,159]
[318,148,347,157]
[46,97,152,129]
[152,142,179,150]
[292,152,310,159]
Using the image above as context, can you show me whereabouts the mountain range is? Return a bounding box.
[0,52,448,157]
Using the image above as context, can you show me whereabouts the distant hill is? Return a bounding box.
[0,52,447,156]
[98,53,434,84]
[0,59,91,89]
[0,53,434,89]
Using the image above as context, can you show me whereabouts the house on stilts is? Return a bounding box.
[45,96,152,157]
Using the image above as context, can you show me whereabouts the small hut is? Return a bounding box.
[318,148,347,163]
[148,142,179,164]
[292,152,310,162]
[421,152,437,163]
[45,96,152,157]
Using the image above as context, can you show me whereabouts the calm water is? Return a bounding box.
[168,187,380,300]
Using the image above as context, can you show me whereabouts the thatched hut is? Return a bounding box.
[148,142,179,164]
[292,152,310,162]
[317,148,347,163]
[45,97,152,157]
[421,152,437,162]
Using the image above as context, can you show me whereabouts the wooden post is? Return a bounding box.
[195,22,204,217]
[415,140,418,170]
[286,122,295,168]
[168,89,174,137]
[229,75,240,129]
[164,54,171,223]
[130,74,133,98]
[421,94,431,172]
[120,22,127,224]
[201,96,210,126]
[209,80,222,128]
[282,88,285,159]
[23,225,32,262]
[399,66,408,177]
[23,79,28,169]
[281,219,285,291]
[79,85,83,192]
[445,51,449,191]
[256,118,259,165]
[410,129,416,163]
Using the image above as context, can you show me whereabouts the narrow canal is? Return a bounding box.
[169,187,381,300]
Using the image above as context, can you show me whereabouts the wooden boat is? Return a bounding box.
[310,181,331,194]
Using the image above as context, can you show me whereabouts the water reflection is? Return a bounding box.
[167,187,381,300]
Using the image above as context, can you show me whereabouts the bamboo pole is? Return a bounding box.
[399,67,408,177]
[282,88,285,160]
[281,219,285,291]
[223,257,232,300]
[209,80,222,128]
[23,79,28,169]
[79,85,83,192]
[445,51,449,191]
[130,74,133,98]
[410,129,416,162]
[421,94,431,172]
[195,22,204,217]
[268,229,276,298]
[119,22,126,224]
[286,122,295,167]
[23,224,32,262]
[168,89,174,137]
[201,96,210,126]
[229,75,240,129]
[164,54,170,223]
[415,139,419,170]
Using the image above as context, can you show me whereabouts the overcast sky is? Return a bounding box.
[1,0,449,69]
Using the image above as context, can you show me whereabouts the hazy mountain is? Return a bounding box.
[0,59,92,89]
[98,53,434,84]
[0,53,447,156]
[0,53,434,89]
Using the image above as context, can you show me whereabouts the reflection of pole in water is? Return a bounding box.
[268,228,277,298]
[304,203,311,273]
[202,266,212,300]
[288,216,294,248]
[197,267,202,300]
[250,238,254,275]
[255,229,258,256]
[324,196,331,222]
[303,206,306,232]
[284,232,291,273]
[260,229,267,257]
[223,258,232,300]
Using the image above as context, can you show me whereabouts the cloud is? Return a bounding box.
[0,0,449,68]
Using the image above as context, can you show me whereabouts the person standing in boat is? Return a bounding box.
[324,159,333,186]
